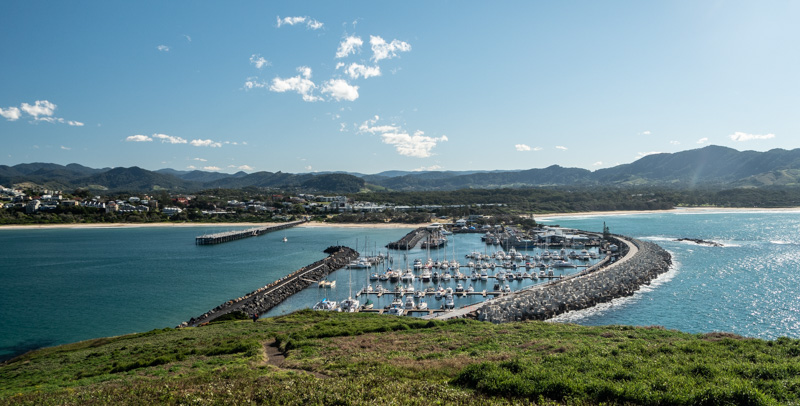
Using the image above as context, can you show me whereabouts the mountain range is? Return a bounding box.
[2,145,800,193]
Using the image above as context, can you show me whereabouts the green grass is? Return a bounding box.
[2,311,800,405]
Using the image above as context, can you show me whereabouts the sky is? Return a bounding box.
[2,1,800,174]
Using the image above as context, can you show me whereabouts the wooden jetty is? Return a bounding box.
[195,220,304,245]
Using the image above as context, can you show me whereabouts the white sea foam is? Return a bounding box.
[548,255,681,324]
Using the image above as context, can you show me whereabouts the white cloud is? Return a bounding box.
[126,135,153,142]
[592,161,603,166]
[669,140,681,145]
[555,146,568,151]
[370,35,411,62]
[304,165,313,171]
[532,147,543,151]
[639,130,651,135]
[250,54,270,69]
[381,131,447,158]
[321,79,359,101]
[183,34,191,42]
[306,19,323,30]
[187,165,196,170]
[157,45,170,52]
[515,144,531,152]
[729,131,775,142]
[0,106,21,121]
[60,145,71,150]
[153,133,187,144]
[343,63,381,79]
[243,77,268,90]
[413,165,442,172]
[358,116,447,158]
[697,137,709,144]
[637,151,661,158]
[21,100,56,118]
[276,16,323,30]
[339,123,347,132]
[270,66,321,102]
[238,165,253,171]
[358,116,400,134]
[203,166,221,171]
[336,35,363,58]
[191,139,222,148]
[192,157,207,162]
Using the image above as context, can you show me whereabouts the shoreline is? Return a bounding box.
[0,221,427,231]
[534,206,800,220]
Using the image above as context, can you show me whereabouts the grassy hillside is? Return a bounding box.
[2,311,799,405]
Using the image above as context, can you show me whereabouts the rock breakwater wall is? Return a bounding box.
[181,246,358,327]
[476,236,671,323]
[386,227,429,250]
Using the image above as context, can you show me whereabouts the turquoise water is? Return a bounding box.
[2,211,800,361]
[540,210,800,340]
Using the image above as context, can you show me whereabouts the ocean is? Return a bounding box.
[2,211,799,360]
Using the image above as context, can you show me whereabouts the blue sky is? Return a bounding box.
[2,1,799,174]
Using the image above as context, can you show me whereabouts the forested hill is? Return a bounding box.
[3,145,800,192]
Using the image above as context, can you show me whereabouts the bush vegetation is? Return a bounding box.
[3,311,800,405]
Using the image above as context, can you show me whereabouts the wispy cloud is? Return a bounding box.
[192,157,207,162]
[639,130,651,135]
[3,100,82,125]
[555,146,568,151]
[60,145,71,150]
[276,16,324,30]
[729,131,775,142]
[183,34,191,43]
[243,77,268,90]
[203,166,221,171]
[413,165,442,171]
[336,36,363,58]
[359,116,447,158]
[126,135,153,142]
[238,165,253,171]
[269,66,321,102]
[697,137,709,144]
[153,133,187,144]
[370,35,411,62]
[515,144,531,152]
[250,54,270,69]
[637,151,661,158]
[670,140,681,145]
[157,45,170,52]
[592,161,603,166]
[191,139,222,148]
[321,79,359,101]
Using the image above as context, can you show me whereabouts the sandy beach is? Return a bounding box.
[0,221,429,231]
[534,206,800,220]
[2,207,799,230]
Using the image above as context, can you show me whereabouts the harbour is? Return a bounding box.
[194,220,305,245]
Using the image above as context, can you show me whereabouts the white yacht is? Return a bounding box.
[312,298,339,311]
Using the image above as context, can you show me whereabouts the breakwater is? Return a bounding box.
[180,246,358,327]
[195,221,304,245]
[471,235,671,323]
[386,227,429,250]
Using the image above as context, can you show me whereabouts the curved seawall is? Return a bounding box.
[475,235,672,323]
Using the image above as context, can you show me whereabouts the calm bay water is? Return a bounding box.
[2,211,799,360]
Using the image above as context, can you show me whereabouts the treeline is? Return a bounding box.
[352,186,800,213]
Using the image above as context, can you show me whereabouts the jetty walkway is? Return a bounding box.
[180,246,358,327]
[427,234,670,322]
[195,220,304,245]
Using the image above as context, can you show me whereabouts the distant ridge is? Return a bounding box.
[3,145,800,192]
